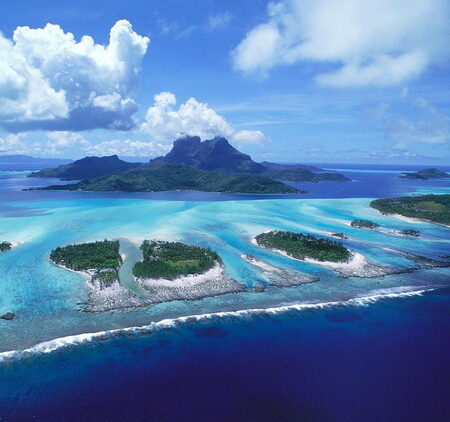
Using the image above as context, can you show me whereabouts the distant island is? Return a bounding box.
[351,219,421,237]
[133,240,220,279]
[255,230,352,263]
[0,154,71,171]
[400,168,450,180]
[371,194,450,226]
[28,135,349,194]
[399,229,420,237]
[36,162,301,194]
[29,155,140,180]
[331,232,348,239]
[0,241,12,252]
[350,219,380,229]
[50,240,122,287]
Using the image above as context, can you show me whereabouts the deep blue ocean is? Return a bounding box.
[1,288,449,422]
[0,164,449,421]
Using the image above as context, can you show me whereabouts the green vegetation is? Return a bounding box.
[351,219,380,229]
[255,231,352,263]
[29,155,140,180]
[400,168,449,180]
[0,241,12,252]
[154,136,350,182]
[133,240,220,279]
[38,162,301,194]
[371,194,450,226]
[331,232,348,239]
[400,229,420,237]
[50,240,121,287]
[263,167,350,182]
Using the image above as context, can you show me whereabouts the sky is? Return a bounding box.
[0,0,449,164]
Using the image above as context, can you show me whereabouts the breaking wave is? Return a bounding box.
[0,286,437,364]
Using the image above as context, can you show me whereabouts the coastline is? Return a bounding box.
[51,255,247,312]
[252,238,412,278]
[242,254,318,287]
[135,263,247,306]
[137,263,224,288]
[30,186,305,196]
[386,212,450,229]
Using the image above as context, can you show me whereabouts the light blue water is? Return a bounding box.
[0,169,449,355]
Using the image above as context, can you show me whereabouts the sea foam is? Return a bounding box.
[0,285,436,364]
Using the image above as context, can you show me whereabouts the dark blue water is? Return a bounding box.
[1,165,449,421]
[1,289,449,422]
[2,164,449,205]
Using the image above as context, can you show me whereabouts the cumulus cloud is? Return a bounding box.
[46,131,90,148]
[0,134,29,154]
[232,0,450,86]
[0,20,149,132]
[369,99,450,147]
[141,92,268,145]
[0,129,170,158]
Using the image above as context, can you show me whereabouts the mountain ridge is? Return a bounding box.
[28,155,141,180]
[152,136,350,182]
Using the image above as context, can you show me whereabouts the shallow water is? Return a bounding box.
[0,168,449,352]
[0,166,449,421]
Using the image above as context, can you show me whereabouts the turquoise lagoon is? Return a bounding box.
[0,168,449,356]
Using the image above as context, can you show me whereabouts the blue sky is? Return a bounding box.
[0,0,449,164]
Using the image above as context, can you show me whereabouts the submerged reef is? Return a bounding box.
[243,255,318,287]
[0,312,15,321]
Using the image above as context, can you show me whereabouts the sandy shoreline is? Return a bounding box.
[388,213,450,228]
[252,238,411,278]
[137,263,224,288]
[52,257,246,312]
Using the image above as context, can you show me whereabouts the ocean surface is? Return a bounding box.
[0,164,449,421]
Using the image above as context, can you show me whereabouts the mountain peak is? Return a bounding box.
[158,135,265,174]
[172,135,201,147]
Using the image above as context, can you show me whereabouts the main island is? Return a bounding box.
[29,136,349,194]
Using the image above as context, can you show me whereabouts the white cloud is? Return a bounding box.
[46,131,90,148]
[369,98,450,147]
[232,0,450,86]
[84,139,169,157]
[141,92,268,145]
[0,134,29,154]
[231,130,266,145]
[207,12,232,31]
[158,11,232,39]
[0,20,149,131]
